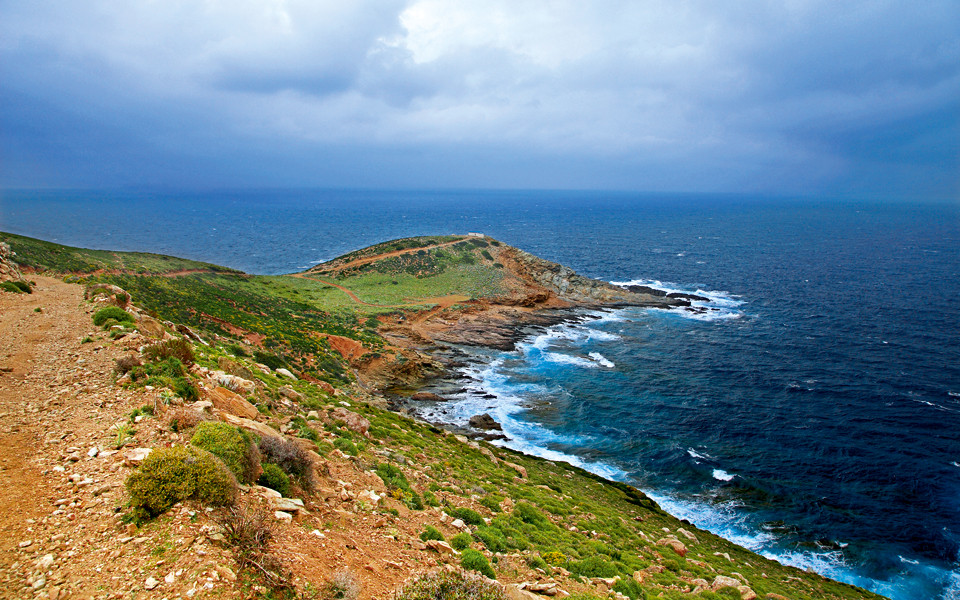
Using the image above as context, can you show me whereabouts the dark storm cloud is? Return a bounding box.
[1,0,957,197]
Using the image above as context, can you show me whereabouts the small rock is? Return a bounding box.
[87,447,99,458]
[164,572,176,584]
[425,539,458,555]
[18,540,32,548]
[216,565,236,582]
[469,413,502,430]
[711,575,742,590]
[123,447,152,466]
[451,518,467,530]
[275,511,293,523]
[35,554,55,571]
[144,576,159,590]
[278,386,302,401]
[737,586,757,600]
[276,368,298,381]
[32,576,46,590]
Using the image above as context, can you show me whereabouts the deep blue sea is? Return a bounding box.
[2,189,958,599]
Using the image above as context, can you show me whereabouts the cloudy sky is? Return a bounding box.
[1,0,957,197]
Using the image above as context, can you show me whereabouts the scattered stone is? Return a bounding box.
[504,462,528,478]
[144,576,160,590]
[35,554,55,571]
[278,386,302,401]
[86,446,99,458]
[677,527,698,543]
[274,511,294,523]
[451,518,467,530]
[657,537,687,557]
[331,407,370,436]
[505,584,541,600]
[738,587,758,600]
[425,539,458,555]
[123,447,153,466]
[712,575,742,590]
[276,368,298,381]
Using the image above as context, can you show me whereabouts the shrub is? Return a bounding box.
[125,445,237,520]
[190,422,261,484]
[460,549,496,579]
[92,306,134,327]
[396,570,502,600]
[613,578,646,600]
[451,507,486,527]
[258,463,291,497]
[226,344,248,357]
[143,338,195,364]
[472,527,509,553]
[257,435,316,491]
[114,355,142,375]
[1,281,31,294]
[450,533,473,551]
[319,569,360,600]
[569,555,617,578]
[215,506,293,593]
[419,525,445,542]
[165,408,207,433]
[478,495,502,513]
[253,351,287,371]
[513,503,549,527]
[541,551,566,566]
[480,250,493,261]
[334,437,359,456]
[526,555,548,571]
[375,462,424,510]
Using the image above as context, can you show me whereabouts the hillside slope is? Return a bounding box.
[0,232,884,600]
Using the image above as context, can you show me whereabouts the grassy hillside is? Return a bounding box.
[0,231,884,600]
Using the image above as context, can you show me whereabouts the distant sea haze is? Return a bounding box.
[3,189,958,600]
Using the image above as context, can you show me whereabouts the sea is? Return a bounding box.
[2,189,958,599]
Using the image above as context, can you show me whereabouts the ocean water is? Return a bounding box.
[2,189,958,599]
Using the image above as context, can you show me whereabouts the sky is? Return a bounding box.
[1,0,958,198]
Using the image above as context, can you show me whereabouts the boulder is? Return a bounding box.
[211,371,256,395]
[738,587,758,600]
[203,386,259,420]
[219,412,283,440]
[276,368,298,381]
[469,413,502,431]
[278,386,302,401]
[136,316,165,339]
[711,575,742,590]
[505,585,542,600]
[331,407,370,436]
[425,539,458,555]
[657,537,687,557]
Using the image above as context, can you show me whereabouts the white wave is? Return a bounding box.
[713,469,735,481]
[951,462,960,468]
[588,352,615,368]
[610,278,745,322]
[543,352,600,369]
[687,448,712,460]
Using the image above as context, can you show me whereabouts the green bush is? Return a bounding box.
[333,437,359,455]
[472,526,510,553]
[460,549,496,579]
[569,555,617,578]
[125,445,237,520]
[541,551,566,566]
[513,503,549,527]
[253,351,287,371]
[451,533,473,551]
[375,462,424,510]
[478,495,502,513]
[526,555,548,571]
[613,578,646,600]
[258,463,291,497]
[452,507,486,526]
[0,281,31,294]
[419,525,445,542]
[395,569,503,600]
[190,422,261,484]
[257,435,316,491]
[93,306,134,327]
[128,357,199,402]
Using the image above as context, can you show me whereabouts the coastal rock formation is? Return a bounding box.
[469,413,502,430]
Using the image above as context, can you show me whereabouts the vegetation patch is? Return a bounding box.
[395,569,503,600]
[460,549,496,579]
[125,445,237,521]
[92,306,135,327]
[190,422,261,484]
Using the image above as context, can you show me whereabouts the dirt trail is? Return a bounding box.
[0,278,502,600]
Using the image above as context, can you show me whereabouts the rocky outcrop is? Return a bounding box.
[504,248,676,306]
[469,413,502,431]
[0,242,26,283]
